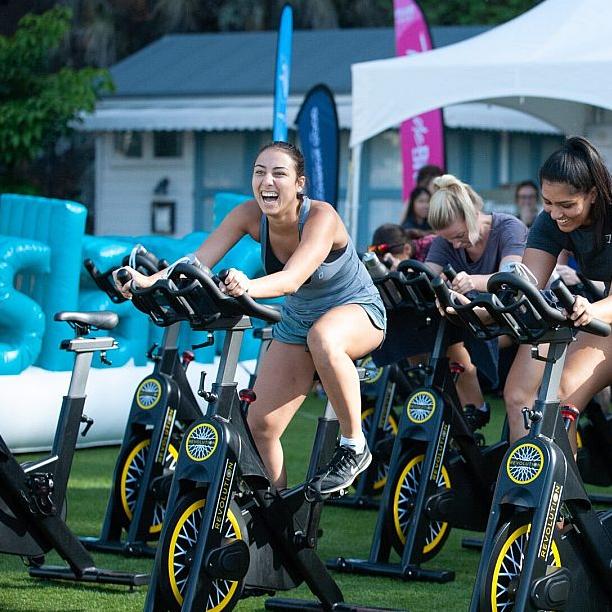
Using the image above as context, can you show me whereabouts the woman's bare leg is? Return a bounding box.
[248,341,316,488]
[307,304,384,439]
[558,333,612,453]
[447,342,484,408]
[504,344,547,442]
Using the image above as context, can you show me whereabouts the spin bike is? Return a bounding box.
[0,310,147,587]
[434,272,612,612]
[553,271,612,505]
[120,262,402,611]
[81,247,206,556]
[329,260,508,582]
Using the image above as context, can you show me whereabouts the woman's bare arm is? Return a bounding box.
[193,200,259,268]
[246,202,338,298]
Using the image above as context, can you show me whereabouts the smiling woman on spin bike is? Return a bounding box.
[504,136,612,443]
[115,141,386,496]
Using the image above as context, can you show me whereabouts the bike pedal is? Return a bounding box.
[304,484,322,503]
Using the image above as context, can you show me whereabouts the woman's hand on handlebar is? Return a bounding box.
[113,266,157,299]
[437,289,493,324]
[567,294,594,327]
[436,288,471,317]
[449,271,476,294]
[219,268,251,297]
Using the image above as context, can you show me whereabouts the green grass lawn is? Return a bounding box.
[0,395,608,611]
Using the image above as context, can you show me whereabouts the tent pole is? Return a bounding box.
[347,142,362,243]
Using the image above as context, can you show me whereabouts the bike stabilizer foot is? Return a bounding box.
[79,535,157,558]
[461,537,484,551]
[265,598,407,611]
[29,565,149,586]
[327,557,454,583]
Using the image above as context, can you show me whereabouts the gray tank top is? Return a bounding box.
[260,197,380,319]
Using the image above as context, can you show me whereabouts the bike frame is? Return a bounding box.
[0,317,147,586]
[470,334,612,611]
[145,317,345,611]
[81,322,203,556]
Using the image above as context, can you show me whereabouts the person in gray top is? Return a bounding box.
[504,136,612,445]
[116,141,386,496]
[426,175,528,291]
[425,174,528,429]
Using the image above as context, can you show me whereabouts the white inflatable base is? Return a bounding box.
[1,358,256,453]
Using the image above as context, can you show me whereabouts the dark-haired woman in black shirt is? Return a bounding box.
[504,136,612,443]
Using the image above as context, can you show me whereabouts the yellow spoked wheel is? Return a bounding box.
[114,435,179,537]
[386,450,451,561]
[159,490,246,611]
[359,355,384,386]
[358,407,399,493]
[482,516,561,612]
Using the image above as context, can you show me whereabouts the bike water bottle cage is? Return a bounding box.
[128,262,281,331]
[433,272,610,344]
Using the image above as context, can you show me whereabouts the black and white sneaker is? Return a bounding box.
[307,444,372,498]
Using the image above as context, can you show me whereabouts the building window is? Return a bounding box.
[153,131,183,158]
[368,131,402,190]
[202,132,246,188]
[509,134,532,183]
[113,131,143,157]
[151,199,176,234]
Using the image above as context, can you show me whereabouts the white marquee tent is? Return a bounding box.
[348,0,612,236]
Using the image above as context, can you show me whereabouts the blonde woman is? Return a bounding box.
[425,175,528,428]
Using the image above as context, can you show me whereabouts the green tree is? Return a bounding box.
[418,0,540,26]
[0,6,113,191]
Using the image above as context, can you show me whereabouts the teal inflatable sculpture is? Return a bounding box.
[0,237,50,374]
[0,194,86,371]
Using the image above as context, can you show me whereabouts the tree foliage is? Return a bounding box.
[417,0,540,26]
[0,6,113,169]
[63,0,541,64]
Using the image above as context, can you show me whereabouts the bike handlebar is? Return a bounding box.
[85,245,167,304]
[575,272,606,302]
[442,264,457,282]
[549,278,610,337]
[433,271,610,342]
[397,259,437,280]
[123,262,281,328]
[378,259,437,313]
